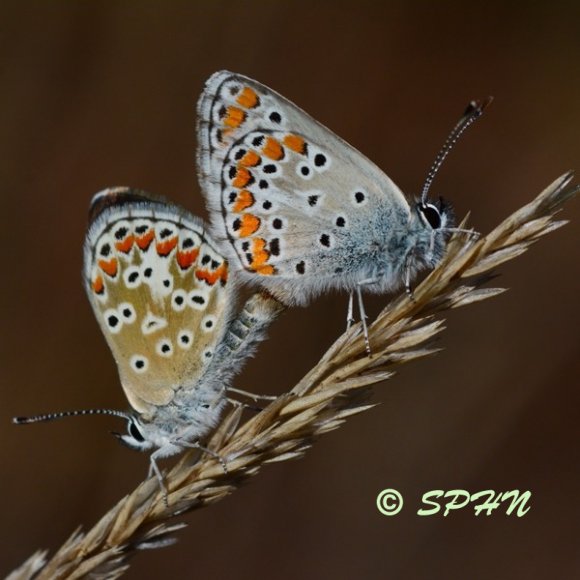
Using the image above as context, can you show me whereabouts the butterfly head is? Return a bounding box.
[409,196,456,269]
[416,197,454,233]
[112,412,186,456]
[112,414,156,452]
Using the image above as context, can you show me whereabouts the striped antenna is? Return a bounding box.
[421,96,493,204]
[13,408,130,425]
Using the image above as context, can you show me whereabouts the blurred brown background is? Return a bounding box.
[2,3,579,579]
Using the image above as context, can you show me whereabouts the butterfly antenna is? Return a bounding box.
[421,96,493,204]
[13,408,130,425]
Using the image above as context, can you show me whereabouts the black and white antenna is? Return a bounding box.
[421,96,493,204]
[13,408,130,425]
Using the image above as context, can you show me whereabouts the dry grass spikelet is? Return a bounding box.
[7,173,578,580]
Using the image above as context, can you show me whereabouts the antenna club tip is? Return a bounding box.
[13,417,29,424]
[466,96,494,116]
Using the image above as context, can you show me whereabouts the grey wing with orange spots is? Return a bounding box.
[196,71,410,305]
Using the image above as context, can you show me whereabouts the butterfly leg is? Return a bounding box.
[228,387,277,402]
[216,384,267,414]
[227,387,277,412]
[355,282,372,355]
[403,254,416,300]
[148,452,169,506]
[174,438,228,474]
[346,292,355,330]
[226,397,264,413]
[351,277,382,355]
[427,230,436,262]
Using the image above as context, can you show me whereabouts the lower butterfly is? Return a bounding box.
[14,187,283,496]
[197,71,489,351]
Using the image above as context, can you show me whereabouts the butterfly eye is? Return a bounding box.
[128,420,145,443]
[418,203,442,229]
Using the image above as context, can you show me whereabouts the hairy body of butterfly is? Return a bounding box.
[196,71,466,309]
[84,188,283,481]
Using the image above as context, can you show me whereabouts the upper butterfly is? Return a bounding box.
[15,187,283,492]
[197,71,488,315]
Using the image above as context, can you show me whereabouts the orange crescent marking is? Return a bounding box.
[283,134,306,154]
[136,229,155,250]
[98,258,118,277]
[156,237,178,256]
[195,270,208,284]
[195,264,228,286]
[262,137,283,160]
[250,238,270,268]
[237,86,259,109]
[239,150,261,167]
[195,269,216,285]
[219,263,228,284]
[92,275,104,294]
[239,214,261,237]
[255,264,275,276]
[232,167,252,188]
[224,106,246,128]
[115,235,134,254]
[176,248,199,270]
[212,264,228,285]
[233,190,255,212]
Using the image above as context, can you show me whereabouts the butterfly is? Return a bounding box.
[14,187,283,493]
[196,71,487,348]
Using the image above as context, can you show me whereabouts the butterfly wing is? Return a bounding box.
[197,71,412,303]
[83,188,232,417]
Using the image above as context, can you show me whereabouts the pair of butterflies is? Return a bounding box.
[15,71,487,488]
